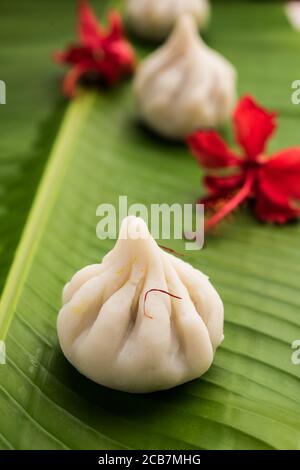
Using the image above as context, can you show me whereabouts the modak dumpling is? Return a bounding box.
[57,216,224,393]
[126,0,210,41]
[134,15,237,139]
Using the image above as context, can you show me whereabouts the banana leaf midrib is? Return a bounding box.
[0,94,95,339]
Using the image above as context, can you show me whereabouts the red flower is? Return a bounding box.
[187,95,300,230]
[54,1,135,97]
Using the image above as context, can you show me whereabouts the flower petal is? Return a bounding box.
[106,11,124,41]
[54,46,92,66]
[186,130,241,169]
[205,173,244,195]
[255,192,300,224]
[255,148,300,223]
[263,148,300,200]
[78,0,103,47]
[233,95,276,158]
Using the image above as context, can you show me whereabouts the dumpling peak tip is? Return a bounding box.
[169,13,201,48]
[119,215,151,241]
[177,13,199,31]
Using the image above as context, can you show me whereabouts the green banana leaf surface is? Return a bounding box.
[0,0,300,450]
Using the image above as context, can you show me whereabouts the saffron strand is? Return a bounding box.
[144,289,182,319]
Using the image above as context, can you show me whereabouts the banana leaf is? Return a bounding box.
[0,0,300,450]
[0,0,78,293]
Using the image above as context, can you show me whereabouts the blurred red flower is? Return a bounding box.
[54,1,135,97]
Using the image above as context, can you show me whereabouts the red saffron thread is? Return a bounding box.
[143,289,182,319]
[158,244,185,257]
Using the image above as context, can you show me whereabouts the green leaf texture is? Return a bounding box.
[0,0,300,450]
[0,0,77,293]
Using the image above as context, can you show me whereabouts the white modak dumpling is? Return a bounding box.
[134,15,237,139]
[57,216,224,393]
[126,0,210,41]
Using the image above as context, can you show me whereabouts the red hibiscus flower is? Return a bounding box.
[187,95,300,230]
[54,1,136,97]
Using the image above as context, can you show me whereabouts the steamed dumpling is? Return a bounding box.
[57,216,224,393]
[134,15,237,139]
[126,0,210,41]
